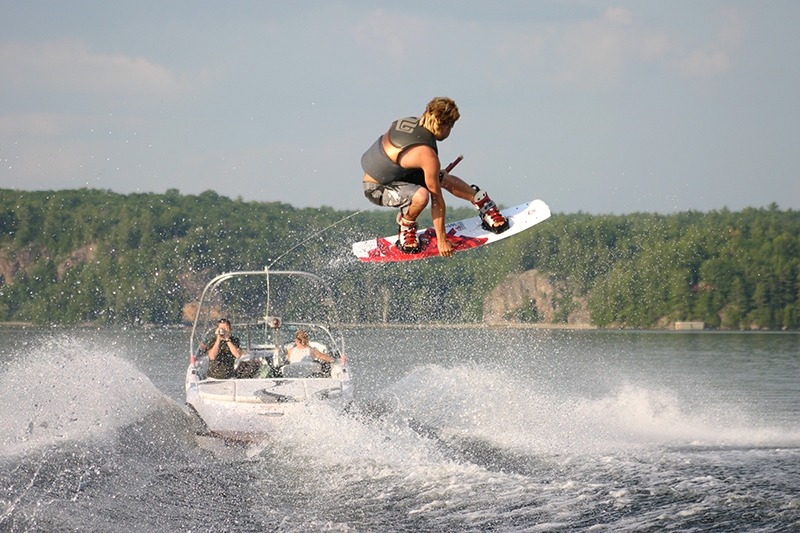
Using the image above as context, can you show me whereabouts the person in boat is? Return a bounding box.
[205,318,260,379]
[361,96,509,257]
[287,330,334,364]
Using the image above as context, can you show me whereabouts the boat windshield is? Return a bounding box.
[190,270,342,359]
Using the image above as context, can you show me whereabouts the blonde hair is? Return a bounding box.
[419,97,460,137]
[294,330,309,346]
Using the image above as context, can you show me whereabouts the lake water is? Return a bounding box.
[1,327,798,532]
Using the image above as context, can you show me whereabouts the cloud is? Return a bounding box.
[551,5,746,86]
[0,40,181,95]
[554,7,661,87]
[667,7,745,78]
[670,49,730,77]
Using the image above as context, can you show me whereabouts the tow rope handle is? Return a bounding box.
[444,155,463,173]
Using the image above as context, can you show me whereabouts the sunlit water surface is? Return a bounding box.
[1,327,798,532]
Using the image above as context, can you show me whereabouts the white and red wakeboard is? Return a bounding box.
[352,199,551,263]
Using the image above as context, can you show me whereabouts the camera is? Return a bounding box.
[217,328,226,336]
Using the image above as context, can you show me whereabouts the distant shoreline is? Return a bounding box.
[3,321,795,332]
[0,321,596,330]
[340,323,598,330]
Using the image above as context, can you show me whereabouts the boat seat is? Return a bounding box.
[282,362,322,378]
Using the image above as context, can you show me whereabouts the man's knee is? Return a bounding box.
[412,187,430,204]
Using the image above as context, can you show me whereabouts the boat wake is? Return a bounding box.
[0,336,258,531]
[228,361,799,532]
[0,337,194,459]
[371,363,800,459]
[2,337,798,532]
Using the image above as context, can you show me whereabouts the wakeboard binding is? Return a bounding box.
[472,186,509,234]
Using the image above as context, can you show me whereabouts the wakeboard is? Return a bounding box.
[352,199,551,263]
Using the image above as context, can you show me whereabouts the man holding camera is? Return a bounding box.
[206,317,249,379]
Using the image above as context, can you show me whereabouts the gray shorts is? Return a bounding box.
[363,181,421,212]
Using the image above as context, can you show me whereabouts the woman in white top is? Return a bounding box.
[286,330,334,364]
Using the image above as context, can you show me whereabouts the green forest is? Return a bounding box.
[1,188,799,329]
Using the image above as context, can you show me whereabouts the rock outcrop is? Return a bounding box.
[0,244,97,285]
[482,269,591,327]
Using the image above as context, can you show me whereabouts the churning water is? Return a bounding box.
[1,327,798,532]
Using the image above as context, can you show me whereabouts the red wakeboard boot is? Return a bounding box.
[395,212,421,253]
[472,186,509,233]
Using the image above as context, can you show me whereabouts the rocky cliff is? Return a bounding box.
[482,269,591,327]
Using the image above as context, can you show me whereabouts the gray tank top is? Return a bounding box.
[361,117,438,185]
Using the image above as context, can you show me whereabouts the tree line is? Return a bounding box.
[1,188,798,329]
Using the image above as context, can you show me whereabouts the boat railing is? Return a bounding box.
[189,269,344,363]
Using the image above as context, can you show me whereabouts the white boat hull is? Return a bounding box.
[185,364,353,441]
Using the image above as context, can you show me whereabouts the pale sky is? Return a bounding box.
[1,1,798,214]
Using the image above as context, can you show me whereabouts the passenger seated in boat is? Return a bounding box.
[205,318,260,379]
[287,330,334,364]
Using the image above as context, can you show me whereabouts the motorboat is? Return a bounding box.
[185,269,353,441]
